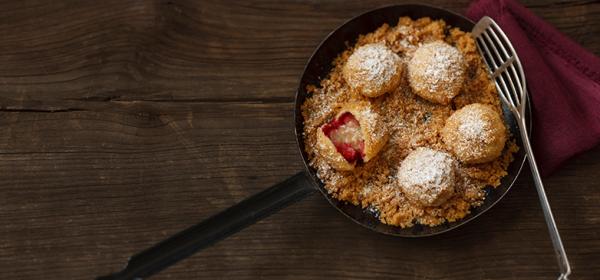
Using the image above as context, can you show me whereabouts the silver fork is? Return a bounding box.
[472,16,571,280]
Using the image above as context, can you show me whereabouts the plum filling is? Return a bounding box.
[322,112,366,163]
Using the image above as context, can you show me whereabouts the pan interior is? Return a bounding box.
[294,4,527,237]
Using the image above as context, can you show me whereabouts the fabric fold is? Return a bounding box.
[466,0,600,176]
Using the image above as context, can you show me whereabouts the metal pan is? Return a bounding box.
[98,4,528,280]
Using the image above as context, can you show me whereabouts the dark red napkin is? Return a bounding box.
[466,0,600,176]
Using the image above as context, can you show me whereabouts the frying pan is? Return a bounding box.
[98,4,528,280]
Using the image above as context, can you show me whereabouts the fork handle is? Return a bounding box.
[518,118,571,280]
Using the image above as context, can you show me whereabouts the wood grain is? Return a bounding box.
[0,0,598,279]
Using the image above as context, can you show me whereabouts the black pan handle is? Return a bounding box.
[97,171,316,280]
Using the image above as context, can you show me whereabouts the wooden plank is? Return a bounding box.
[0,0,597,102]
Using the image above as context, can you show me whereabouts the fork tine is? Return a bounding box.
[475,37,499,68]
[512,61,527,102]
[486,24,514,57]
[481,31,521,106]
[484,26,523,105]
[481,30,516,79]
[472,16,493,37]
[474,17,526,109]
[487,18,528,96]
[482,31,506,64]
[501,71,520,107]
[475,36,510,107]
[493,78,512,109]
[486,28,512,63]
[506,65,523,106]
[476,34,518,107]
[495,71,516,106]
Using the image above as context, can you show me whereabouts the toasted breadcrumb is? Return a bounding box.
[301,17,518,228]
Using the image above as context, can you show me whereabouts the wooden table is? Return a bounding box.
[1,0,599,279]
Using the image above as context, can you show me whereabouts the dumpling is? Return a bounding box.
[342,43,403,98]
[317,102,388,171]
[395,147,457,206]
[441,103,507,164]
[408,41,466,104]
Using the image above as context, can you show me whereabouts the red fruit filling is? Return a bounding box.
[322,112,366,163]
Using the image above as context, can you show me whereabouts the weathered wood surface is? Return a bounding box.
[0,0,599,279]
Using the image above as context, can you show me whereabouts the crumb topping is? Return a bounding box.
[301,17,518,228]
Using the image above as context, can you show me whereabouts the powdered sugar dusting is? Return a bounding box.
[420,42,462,92]
[408,41,466,103]
[358,105,385,141]
[458,108,489,139]
[441,104,507,164]
[345,43,401,95]
[396,147,456,206]
[356,44,397,86]
[398,148,454,188]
